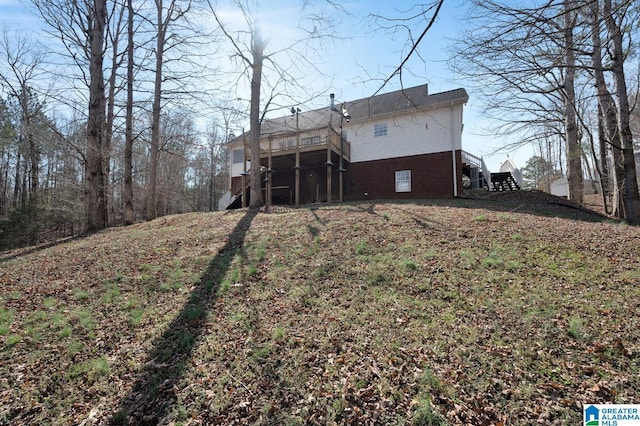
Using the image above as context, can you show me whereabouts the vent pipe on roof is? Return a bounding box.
[330,93,335,111]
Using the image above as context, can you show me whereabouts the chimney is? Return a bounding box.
[329,93,335,111]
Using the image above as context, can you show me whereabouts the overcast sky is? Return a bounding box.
[0,0,531,171]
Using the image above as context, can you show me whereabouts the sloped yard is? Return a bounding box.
[1,197,639,425]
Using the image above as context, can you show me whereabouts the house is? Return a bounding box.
[549,176,599,197]
[220,84,470,209]
[550,176,569,197]
[499,157,523,188]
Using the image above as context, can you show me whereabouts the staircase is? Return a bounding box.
[461,151,521,193]
[462,151,491,189]
[489,171,521,191]
[224,172,252,209]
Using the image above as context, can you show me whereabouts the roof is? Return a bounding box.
[231,84,469,141]
[259,108,329,135]
[499,157,519,173]
[346,85,468,121]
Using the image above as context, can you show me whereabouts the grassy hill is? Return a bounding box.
[1,197,639,425]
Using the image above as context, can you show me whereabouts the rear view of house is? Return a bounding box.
[220,84,469,209]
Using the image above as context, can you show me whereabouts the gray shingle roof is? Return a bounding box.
[235,84,469,139]
[345,85,468,121]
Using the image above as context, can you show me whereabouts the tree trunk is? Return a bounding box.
[563,0,583,205]
[145,0,165,221]
[27,128,38,207]
[104,5,123,226]
[86,0,108,232]
[123,0,135,225]
[249,28,264,210]
[589,0,620,216]
[209,142,215,211]
[13,149,21,208]
[603,0,640,225]
[596,114,610,214]
[611,142,626,217]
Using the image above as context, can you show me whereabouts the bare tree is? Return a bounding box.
[0,30,47,208]
[0,29,91,245]
[602,0,640,224]
[104,0,128,225]
[368,1,445,97]
[123,0,136,225]
[563,0,583,204]
[0,98,14,216]
[588,0,622,215]
[208,0,344,210]
[144,0,193,221]
[85,0,108,231]
[208,106,240,210]
[247,24,265,209]
[452,0,640,218]
[31,0,109,231]
[209,2,267,209]
[452,1,595,203]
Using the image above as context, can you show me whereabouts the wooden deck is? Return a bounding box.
[258,127,350,162]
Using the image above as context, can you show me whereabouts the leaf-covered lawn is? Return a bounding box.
[1,197,639,425]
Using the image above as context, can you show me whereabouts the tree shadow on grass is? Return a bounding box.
[345,195,613,224]
[0,234,87,263]
[111,208,258,425]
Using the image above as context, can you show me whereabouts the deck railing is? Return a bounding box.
[462,150,491,189]
[480,157,491,189]
[256,127,350,160]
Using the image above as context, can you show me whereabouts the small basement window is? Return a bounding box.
[374,123,387,137]
[395,170,411,192]
[232,149,244,164]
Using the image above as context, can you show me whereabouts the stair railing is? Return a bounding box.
[480,157,491,190]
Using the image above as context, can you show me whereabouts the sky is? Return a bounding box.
[0,0,534,172]
[233,0,533,172]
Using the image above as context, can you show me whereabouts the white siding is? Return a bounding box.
[231,161,247,178]
[229,141,247,178]
[551,177,568,197]
[500,158,523,187]
[218,191,231,210]
[226,102,465,181]
[346,105,463,163]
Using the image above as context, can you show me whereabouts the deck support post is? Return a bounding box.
[266,136,273,211]
[295,136,300,207]
[326,132,332,203]
[242,134,247,208]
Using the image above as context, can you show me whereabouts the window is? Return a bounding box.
[374,123,387,137]
[395,170,411,192]
[232,149,244,164]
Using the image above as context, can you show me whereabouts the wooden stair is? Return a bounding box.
[226,173,251,209]
[489,172,521,191]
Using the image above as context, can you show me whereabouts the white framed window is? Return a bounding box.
[395,170,411,192]
[374,123,387,137]
[232,149,244,164]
